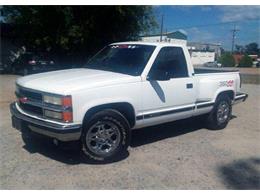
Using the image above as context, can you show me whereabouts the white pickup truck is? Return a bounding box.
[10,42,248,161]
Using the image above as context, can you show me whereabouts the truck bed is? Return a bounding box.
[194,68,239,74]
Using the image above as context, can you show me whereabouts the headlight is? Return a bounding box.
[43,95,72,107]
[43,95,62,105]
[43,94,73,122]
[44,110,62,120]
[44,110,73,122]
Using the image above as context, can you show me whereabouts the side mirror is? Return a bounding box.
[147,70,171,81]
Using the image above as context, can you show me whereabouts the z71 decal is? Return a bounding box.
[219,80,234,87]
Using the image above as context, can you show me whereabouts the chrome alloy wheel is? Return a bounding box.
[216,101,230,124]
[86,121,121,155]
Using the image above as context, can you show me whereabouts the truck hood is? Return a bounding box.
[16,68,141,95]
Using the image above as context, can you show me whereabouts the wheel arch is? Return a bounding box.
[82,102,136,128]
[214,90,235,102]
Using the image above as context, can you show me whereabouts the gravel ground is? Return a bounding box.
[0,75,259,189]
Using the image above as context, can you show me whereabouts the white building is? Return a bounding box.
[187,42,222,66]
[140,31,222,66]
[190,51,215,66]
[140,30,187,45]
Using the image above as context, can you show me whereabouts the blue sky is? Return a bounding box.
[153,6,260,50]
[1,5,259,51]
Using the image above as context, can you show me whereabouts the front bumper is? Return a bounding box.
[233,92,248,104]
[10,103,82,141]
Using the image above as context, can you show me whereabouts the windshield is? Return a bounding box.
[84,44,156,76]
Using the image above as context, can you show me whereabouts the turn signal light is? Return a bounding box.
[62,96,72,107]
[62,111,73,123]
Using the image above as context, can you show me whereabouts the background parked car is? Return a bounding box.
[0,52,17,74]
[253,59,260,68]
[11,52,57,75]
[0,62,4,74]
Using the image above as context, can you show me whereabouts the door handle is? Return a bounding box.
[186,83,193,89]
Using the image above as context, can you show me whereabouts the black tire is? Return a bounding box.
[81,109,131,162]
[206,94,232,130]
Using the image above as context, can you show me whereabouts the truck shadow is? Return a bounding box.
[22,115,236,165]
[22,134,129,165]
[131,116,205,147]
[218,158,260,189]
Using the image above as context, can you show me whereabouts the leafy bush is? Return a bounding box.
[218,53,236,67]
[238,55,253,67]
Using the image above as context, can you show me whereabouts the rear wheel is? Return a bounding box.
[206,94,232,130]
[81,109,131,162]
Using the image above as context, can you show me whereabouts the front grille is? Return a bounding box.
[19,103,43,116]
[19,87,42,101]
[16,86,43,116]
[15,85,69,122]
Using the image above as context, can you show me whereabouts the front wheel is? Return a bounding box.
[81,109,131,162]
[206,94,232,130]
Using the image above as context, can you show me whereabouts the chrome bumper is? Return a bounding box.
[233,92,248,105]
[10,103,82,141]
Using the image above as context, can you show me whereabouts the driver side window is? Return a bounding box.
[149,47,188,79]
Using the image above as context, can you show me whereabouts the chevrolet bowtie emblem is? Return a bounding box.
[19,97,28,103]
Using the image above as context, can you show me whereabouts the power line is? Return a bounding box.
[156,17,260,31]
[146,14,259,48]
[231,25,240,53]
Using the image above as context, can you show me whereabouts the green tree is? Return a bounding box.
[218,52,236,67]
[235,44,245,54]
[3,6,158,64]
[238,55,253,67]
[245,42,259,55]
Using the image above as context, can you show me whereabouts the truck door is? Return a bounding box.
[139,46,196,127]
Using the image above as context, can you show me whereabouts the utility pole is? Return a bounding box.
[231,25,239,53]
[160,14,164,42]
